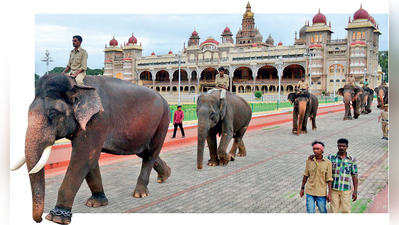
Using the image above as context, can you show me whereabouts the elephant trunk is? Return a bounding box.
[297,101,307,136]
[343,92,351,118]
[197,116,209,169]
[24,110,56,223]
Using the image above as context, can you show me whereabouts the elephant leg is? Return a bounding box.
[292,108,298,133]
[153,157,171,183]
[46,131,106,224]
[218,128,233,166]
[133,152,157,198]
[84,162,108,208]
[228,139,239,161]
[207,131,219,166]
[237,139,247,157]
[311,114,317,130]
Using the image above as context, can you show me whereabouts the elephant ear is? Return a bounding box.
[374,87,378,93]
[66,84,104,131]
[337,88,344,96]
[288,93,296,104]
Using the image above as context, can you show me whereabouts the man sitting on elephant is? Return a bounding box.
[347,73,356,88]
[207,67,229,100]
[297,76,309,90]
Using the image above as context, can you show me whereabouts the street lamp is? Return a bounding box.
[382,72,385,82]
[363,68,367,83]
[178,51,182,105]
[40,50,53,75]
[334,61,338,99]
[374,70,377,89]
[275,56,283,105]
[304,50,314,93]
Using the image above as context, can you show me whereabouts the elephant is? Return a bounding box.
[337,84,363,120]
[287,89,319,136]
[196,91,252,169]
[374,85,388,109]
[10,74,172,224]
[360,87,374,114]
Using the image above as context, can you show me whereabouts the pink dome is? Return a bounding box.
[224,26,231,33]
[252,43,257,47]
[192,30,198,36]
[128,33,137,44]
[109,36,118,46]
[278,41,283,46]
[151,52,155,55]
[312,9,327,25]
[168,50,173,54]
[354,5,369,20]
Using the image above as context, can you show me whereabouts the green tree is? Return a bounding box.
[379,51,388,81]
[35,73,40,87]
[45,67,104,76]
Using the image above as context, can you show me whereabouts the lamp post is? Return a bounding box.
[40,50,53,75]
[374,70,377,89]
[178,51,182,105]
[275,56,283,105]
[304,50,314,93]
[382,72,385,82]
[334,61,338,99]
[363,68,367,83]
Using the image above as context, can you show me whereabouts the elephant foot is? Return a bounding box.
[219,152,230,166]
[133,185,149,198]
[157,164,171,183]
[45,206,72,224]
[301,130,307,134]
[207,158,220,166]
[154,160,171,183]
[312,126,317,131]
[85,193,108,208]
[237,150,247,157]
[292,129,298,134]
[228,152,236,161]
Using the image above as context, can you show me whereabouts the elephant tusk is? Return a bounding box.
[28,146,52,174]
[10,155,26,171]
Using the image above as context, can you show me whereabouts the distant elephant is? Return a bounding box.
[196,91,252,169]
[337,84,363,120]
[361,87,374,114]
[374,85,388,109]
[11,74,171,224]
[287,89,319,136]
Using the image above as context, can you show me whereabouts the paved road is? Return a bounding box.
[43,101,388,216]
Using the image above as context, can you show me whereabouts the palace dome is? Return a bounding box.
[224,26,231,33]
[128,33,137,44]
[254,32,263,43]
[109,36,118,46]
[243,2,254,19]
[168,50,173,54]
[199,37,220,47]
[299,24,308,39]
[312,9,327,25]
[151,52,155,55]
[354,5,369,20]
[192,30,198,36]
[278,41,283,46]
[266,33,274,45]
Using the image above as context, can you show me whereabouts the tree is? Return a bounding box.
[45,67,104,76]
[378,51,388,81]
[35,73,40,87]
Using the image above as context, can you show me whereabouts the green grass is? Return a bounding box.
[351,198,372,213]
[283,191,299,200]
[263,126,280,130]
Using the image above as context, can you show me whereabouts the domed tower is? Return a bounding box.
[265,33,274,46]
[104,35,123,77]
[347,4,381,83]
[254,30,263,43]
[306,9,333,46]
[221,26,234,44]
[188,29,200,47]
[123,33,143,83]
[236,2,257,45]
[295,21,309,45]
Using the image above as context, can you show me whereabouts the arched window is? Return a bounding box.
[330,79,334,82]
[315,35,319,43]
[311,36,314,43]
[319,35,323,43]
[352,33,356,40]
[362,32,366,39]
[357,32,361,39]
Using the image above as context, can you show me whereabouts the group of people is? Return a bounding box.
[300,138,358,213]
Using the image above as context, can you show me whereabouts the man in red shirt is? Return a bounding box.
[172,105,185,138]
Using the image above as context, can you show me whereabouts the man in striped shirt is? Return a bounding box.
[327,138,358,213]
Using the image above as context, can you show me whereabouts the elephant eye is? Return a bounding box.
[48,109,60,120]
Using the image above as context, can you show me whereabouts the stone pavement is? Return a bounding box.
[43,101,388,215]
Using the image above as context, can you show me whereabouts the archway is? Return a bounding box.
[258,65,278,80]
[156,70,168,82]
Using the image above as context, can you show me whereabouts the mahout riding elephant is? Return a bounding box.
[374,85,388,109]
[337,84,363,120]
[361,87,374,114]
[287,89,319,136]
[10,74,171,224]
[196,91,252,169]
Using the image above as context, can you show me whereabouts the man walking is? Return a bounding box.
[300,141,333,213]
[378,104,389,140]
[61,35,88,85]
[327,138,358,213]
[171,105,185,139]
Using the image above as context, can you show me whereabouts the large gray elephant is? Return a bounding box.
[360,87,374,114]
[196,91,252,169]
[11,74,171,224]
[374,85,388,109]
[337,84,363,120]
[287,89,319,136]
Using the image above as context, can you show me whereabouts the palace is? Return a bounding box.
[103,2,383,96]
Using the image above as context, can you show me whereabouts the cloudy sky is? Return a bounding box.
[34,0,389,76]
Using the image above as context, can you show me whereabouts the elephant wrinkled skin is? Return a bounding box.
[374,85,388,109]
[287,89,319,136]
[360,87,374,114]
[196,91,252,169]
[13,74,171,224]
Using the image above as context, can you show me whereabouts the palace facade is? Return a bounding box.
[103,2,383,96]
